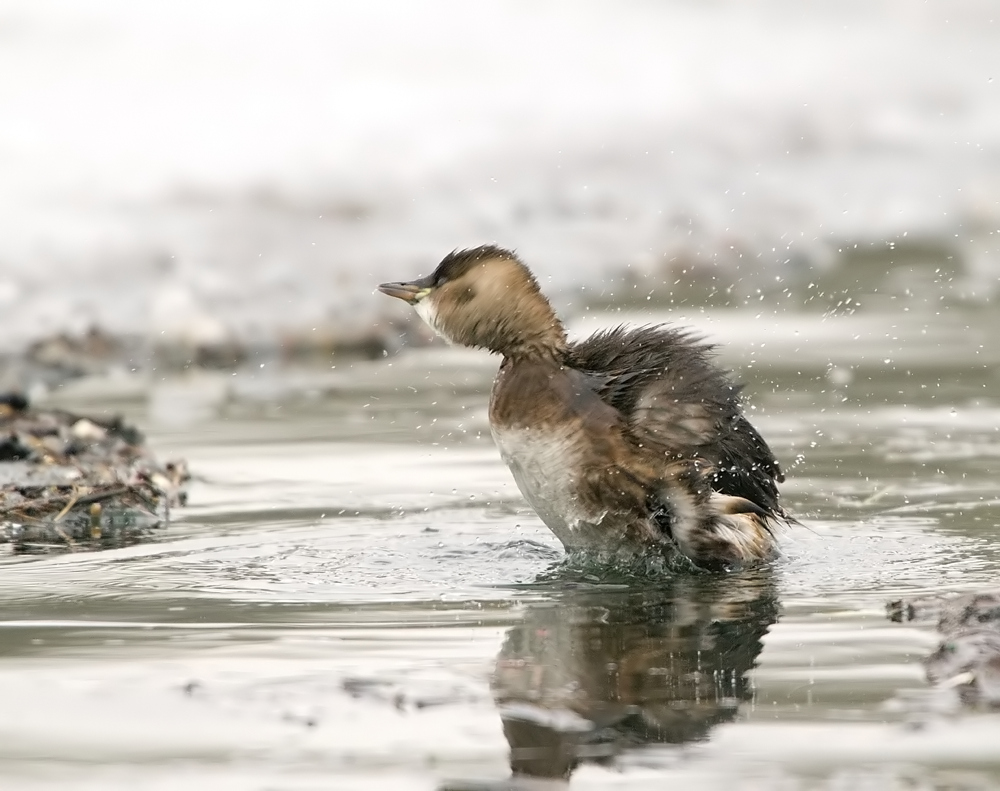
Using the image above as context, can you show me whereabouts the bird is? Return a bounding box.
[378,245,790,570]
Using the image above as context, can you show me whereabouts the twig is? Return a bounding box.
[52,488,80,523]
[74,487,131,506]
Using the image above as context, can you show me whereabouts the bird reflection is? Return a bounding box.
[491,569,779,780]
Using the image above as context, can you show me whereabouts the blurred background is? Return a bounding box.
[1,0,998,392]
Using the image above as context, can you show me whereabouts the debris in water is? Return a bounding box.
[0,393,188,553]
[888,591,1000,710]
[25,326,130,380]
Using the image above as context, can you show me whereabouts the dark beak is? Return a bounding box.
[377,281,422,303]
[377,275,434,304]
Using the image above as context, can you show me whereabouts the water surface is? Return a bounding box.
[1,306,998,790]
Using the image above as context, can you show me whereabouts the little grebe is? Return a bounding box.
[378,245,790,569]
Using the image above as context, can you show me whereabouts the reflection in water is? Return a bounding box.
[491,570,779,779]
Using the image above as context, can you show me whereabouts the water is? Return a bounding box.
[0,303,997,790]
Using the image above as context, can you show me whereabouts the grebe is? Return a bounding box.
[379,245,789,569]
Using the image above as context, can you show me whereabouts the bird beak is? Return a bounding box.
[377,280,431,304]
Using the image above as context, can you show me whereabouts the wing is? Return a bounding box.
[567,325,784,513]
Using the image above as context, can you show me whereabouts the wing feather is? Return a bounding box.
[567,325,783,514]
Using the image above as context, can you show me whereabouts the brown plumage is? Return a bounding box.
[378,245,791,569]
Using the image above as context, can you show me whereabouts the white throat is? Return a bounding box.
[414,298,452,344]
